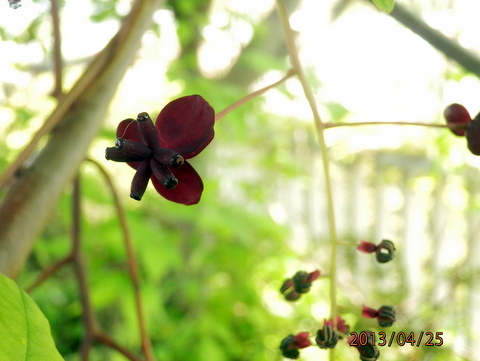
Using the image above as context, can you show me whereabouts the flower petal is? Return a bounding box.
[293,332,311,349]
[362,305,379,319]
[357,241,377,253]
[155,95,215,158]
[116,118,145,144]
[150,161,203,205]
[306,269,321,282]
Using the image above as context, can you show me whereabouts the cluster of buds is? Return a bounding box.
[357,239,395,263]
[280,316,349,359]
[280,270,320,301]
[279,238,397,359]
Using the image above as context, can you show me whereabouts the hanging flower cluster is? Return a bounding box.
[362,305,396,327]
[277,236,398,360]
[443,103,480,155]
[106,95,215,205]
[357,239,395,263]
[280,270,321,301]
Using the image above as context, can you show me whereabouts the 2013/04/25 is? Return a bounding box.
[349,331,444,347]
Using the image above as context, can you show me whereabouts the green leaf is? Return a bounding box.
[0,274,64,361]
[372,0,394,12]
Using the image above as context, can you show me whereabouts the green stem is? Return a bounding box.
[275,2,339,359]
[324,121,462,130]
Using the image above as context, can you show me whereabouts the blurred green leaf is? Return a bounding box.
[372,0,394,12]
[0,274,64,361]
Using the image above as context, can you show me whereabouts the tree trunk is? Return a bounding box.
[0,0,163,278]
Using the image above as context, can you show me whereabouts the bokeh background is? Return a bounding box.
[1,0,479,360]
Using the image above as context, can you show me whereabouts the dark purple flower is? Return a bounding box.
[279,332,311,359]
[105,95,215,205]
[357,239,395,263]
[362,305,396,327]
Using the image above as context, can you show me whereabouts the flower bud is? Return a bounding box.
[348,331,380,361]
[443,103,471,136]
[377,305,396,327]
[292,270,320,294]
[315,325,338,349]
[375,240,395,263]
[280,279,301,301]
[279,332,311,359]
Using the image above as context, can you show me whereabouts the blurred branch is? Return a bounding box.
[71,176,97,360]
[324,120,459,129]
[86,158,155,361]
[50,0,63,98]
[96,332,145,361]
[26,161,154,360]
[0,0,163,278]
[367,0,480,77]
[72,171,149,360]
[215,69,296,121]
[24,254,72,293]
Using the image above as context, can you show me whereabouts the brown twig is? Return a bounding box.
[324,121,464,130]
[71,176,97,360]
[24,254,72,293]
[215,69,296,121]
[86,158,155,361]
[96,332,145,361]
[50,0,63,98]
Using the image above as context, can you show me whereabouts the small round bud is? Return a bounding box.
[375,240,395,263]
[163,176,178,189]
[377,305,396,327]
[280,279,301,301]
[279,335,300,359]
[315,325,338,349]
[292,270,320,294]
[444,103,471,136]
